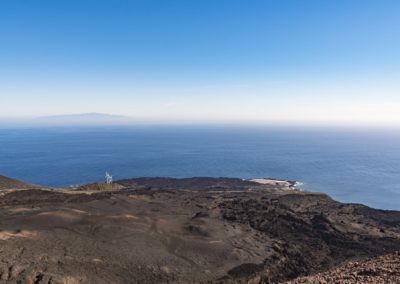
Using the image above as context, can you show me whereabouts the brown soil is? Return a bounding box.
[0,177,398,283]
[0,175,39,190]
[285,252,400,283]
[77,182,125,191]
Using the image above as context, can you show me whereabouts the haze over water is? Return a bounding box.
[1,125,399,210]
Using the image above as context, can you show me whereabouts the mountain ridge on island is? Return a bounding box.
[32,112,134,126]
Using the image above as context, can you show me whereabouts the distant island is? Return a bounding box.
[0,174,399,283]
[37,112,128,119]
[34,112,134,126]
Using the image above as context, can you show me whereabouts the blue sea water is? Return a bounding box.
[0,125,400,210]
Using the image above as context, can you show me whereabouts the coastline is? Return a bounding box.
[0,174,399,283]
[249,178,299,190]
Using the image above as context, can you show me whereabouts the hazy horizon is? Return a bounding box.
[2,112,400,130]
[1,1,400,125]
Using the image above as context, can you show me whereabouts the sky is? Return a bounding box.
[1,0,400,125]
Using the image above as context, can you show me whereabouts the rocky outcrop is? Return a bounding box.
[285,252,400,283]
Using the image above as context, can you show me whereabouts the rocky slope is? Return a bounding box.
[0,175,39,190]
[0,176,398,283]
[285,252,400,283]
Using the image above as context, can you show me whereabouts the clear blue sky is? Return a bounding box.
[1,0,399,124]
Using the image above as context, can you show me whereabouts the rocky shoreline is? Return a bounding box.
[0,175,399,283]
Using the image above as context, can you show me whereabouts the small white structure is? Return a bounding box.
[105,172,113,184]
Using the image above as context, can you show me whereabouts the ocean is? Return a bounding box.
[0,125,399,210]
